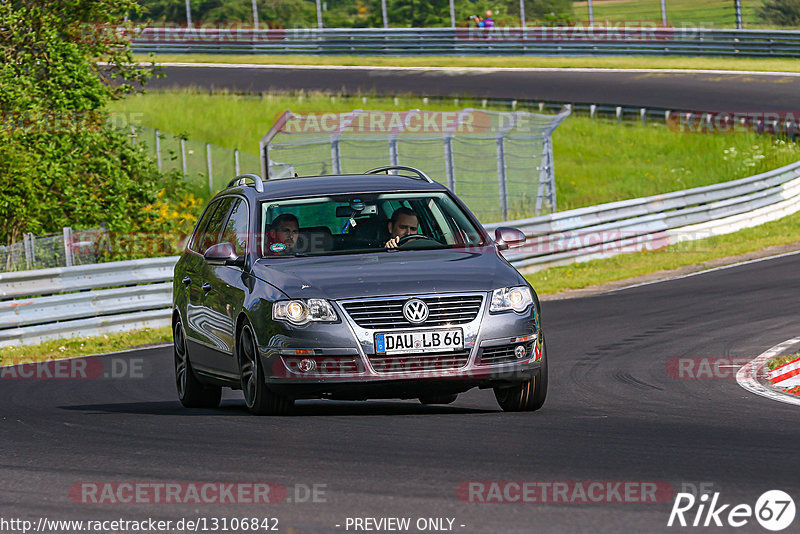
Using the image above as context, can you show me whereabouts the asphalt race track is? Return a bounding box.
[150,64,800,112]
[3,252,799,533]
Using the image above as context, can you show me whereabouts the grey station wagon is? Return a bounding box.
[172,166,547,414]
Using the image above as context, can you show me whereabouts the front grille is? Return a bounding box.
[342,294,483,329]
[368,350,471,374]
[480,342,534,365]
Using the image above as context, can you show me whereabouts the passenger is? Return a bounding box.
[385,207,419,249]
[267,213,299,254]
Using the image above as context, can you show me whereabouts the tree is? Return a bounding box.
[758,0,800,26]
[0,0,184,249]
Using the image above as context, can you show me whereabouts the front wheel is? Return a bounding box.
[239,323,294,416]
[494,335,548,412]
[174,320,221,409]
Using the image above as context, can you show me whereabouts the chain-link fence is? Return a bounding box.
[260,107,571,222]
[0,228,107,273]
[126,125,262,196]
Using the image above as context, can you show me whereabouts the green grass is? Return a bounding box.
[525,209,800,294]
[572,0,775,29]
[768,353,800,370]
[109,90,800,213]
[0,327,172,366]
[137,54,800,73]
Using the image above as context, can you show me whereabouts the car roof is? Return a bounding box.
[222,173,449,202]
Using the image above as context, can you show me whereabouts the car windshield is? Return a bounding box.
[259,192,486,257]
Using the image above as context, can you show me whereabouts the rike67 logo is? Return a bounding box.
[668,490,795,531]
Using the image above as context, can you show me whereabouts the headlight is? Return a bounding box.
[273,299,338,325]
[490,286,533,313]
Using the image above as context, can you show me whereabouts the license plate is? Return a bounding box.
[375,329,463,355]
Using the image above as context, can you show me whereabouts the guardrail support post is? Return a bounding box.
[590,104,596,119]
[444,136,456,192]
[62,227,74,268]
[640,108,647,125]
[616,106,622,122]
[496,136,508,220]
[206,142,213,193]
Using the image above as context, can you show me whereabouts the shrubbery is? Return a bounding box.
[758,0,800,26]
[0,0,191,254]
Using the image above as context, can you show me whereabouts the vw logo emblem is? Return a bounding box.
[403,299,429,324]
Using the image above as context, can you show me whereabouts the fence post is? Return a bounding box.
[590,104,596,119]
[640,108,647,125]
[206,142,213,193]
[496,136,508,220]
[389,137,399,166]
[130,124,137,145]
[616,106,622,122]
[234,149,240,176]
[535,136,556,215]
[23,233,33,270]
[443,136,456,191]
[62,227,74,267]
[330,136,342,174]
[155,129,162,171]
[180,138,187,179]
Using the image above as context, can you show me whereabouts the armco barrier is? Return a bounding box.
[2,159,800,345]
[131,27,800,58]
[486,160,800,272]
[0,258,178,346]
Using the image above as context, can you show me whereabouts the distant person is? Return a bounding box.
[483,10,495,29]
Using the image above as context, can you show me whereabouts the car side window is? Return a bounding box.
[220,198,249,256]
[188,200,219,253]
[195,197,235,254]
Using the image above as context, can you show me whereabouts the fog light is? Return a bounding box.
[298,358,316,372]
[514,345,527,359]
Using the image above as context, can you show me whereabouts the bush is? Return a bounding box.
[758,0,800,26]
[0,0,186,250]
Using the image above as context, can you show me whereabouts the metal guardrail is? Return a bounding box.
[131,27,800,57]
[485,160,800,272]
[3,160,800,345]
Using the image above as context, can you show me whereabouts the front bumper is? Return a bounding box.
[257,292,542,398]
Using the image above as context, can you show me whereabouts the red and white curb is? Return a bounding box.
[768,356,800,389]
[737,337,800,407]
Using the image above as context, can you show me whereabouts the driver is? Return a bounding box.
[385,207,419,249]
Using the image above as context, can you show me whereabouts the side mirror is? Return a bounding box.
[494,227,526,251]
[204,242,244,266]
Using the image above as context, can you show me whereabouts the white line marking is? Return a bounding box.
[603,248,800,294]
[145,62,800,77]
[737,337,800,407]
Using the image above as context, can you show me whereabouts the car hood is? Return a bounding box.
[252,247,525,300]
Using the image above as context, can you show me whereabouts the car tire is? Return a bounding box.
[238,322,294,416]
[419,394,458,405]
[174,320,222,409]
[493,334,548,412]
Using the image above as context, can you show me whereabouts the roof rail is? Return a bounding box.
[227,174,264,193]
[364,166,435,184]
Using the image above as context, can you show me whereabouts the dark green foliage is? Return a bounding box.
[0,0,185,248]
[758,0,800,26]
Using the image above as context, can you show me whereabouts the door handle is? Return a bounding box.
[182,276,192,286]
[202,283,212,293]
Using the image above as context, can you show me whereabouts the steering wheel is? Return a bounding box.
[396,234,440,247]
